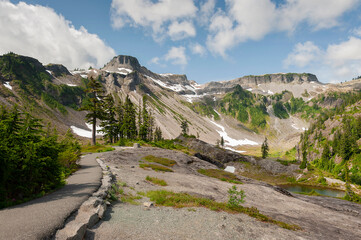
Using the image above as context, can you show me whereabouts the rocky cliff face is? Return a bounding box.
[200,73,319,95]
[102,55,141,73]
[45,64,71,77]
[235,73,318,85]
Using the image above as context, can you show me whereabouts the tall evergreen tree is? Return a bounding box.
[139,96,149,141]
[122,95,137,139]
[100,94,117,143]
[261,137,269,159]
[82,77,104,145]
[181,120,188,136]
[147,110,154,141]
[154,126,163,141]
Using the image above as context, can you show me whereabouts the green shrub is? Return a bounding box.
[227,185,245,208]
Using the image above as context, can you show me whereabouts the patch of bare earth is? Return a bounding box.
[86,147,361,240]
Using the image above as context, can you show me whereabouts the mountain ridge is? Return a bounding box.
[1,52,357,153]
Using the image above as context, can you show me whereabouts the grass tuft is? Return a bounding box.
[81,144,115,153]
[143,155,177,167]
[146,176,168,186]
[139,163,173,172]
[146,190,301,231]
[197,169,242,184]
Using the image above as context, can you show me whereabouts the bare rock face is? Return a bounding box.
[201,73,319,95]
[102,55,141,73]
[177,136,244,165]
[45,64,72,77]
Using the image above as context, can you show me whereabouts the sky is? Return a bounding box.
[1,0,361,84]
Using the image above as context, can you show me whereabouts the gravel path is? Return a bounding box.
[0,153,103,240]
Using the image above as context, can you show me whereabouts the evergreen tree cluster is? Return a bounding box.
[99,94,161,144]
[301,114,361,186]
[0,105,81,208]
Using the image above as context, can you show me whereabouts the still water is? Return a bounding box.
[279,184,344,198]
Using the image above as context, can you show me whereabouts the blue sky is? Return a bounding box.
[1,0,361,84]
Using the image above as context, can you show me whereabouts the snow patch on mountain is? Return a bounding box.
[209,120,258,146]
[70,126,92,138]
[224,147,246,153]
[4,82,12,90]
[146,75,196,93]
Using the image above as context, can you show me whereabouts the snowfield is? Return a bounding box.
[71,123,103,138]
[70,126,93,138]
[209,120,258,146]
[146,75,196,93]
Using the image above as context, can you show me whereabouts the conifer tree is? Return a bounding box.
[261,137,269,159]
[116,101,124,140]
[220,136,224,147]
[100,94,117,143]
[139,96,149,141]
[181,120,188,136]
[154,126,163,141]
[122,95,137,139]
[82,76,104,145]
[147,110,155,141]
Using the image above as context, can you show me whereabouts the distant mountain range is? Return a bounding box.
[1,52,360,153]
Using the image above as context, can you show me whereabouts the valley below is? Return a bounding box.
[86,147,361,240]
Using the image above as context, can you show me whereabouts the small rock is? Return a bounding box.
[131,166,135,168]
[143,202,154,208]
[136,182,140,185]
[105,201,111,206]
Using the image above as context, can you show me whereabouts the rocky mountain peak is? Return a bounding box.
[102,55,141,73]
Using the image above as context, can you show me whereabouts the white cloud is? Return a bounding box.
[111,0,197,41]
[285,37,361,82]
[190,43,206,56]
[351,27,361,37]
[278,0,359,31]
[206,0,358,56]
[150,57,161,65]
[0,1,115,69]
[326,37,361,66]
[164,46,187,66]
[168,21,196,41]
[198,0,216,25]
[284,41,322,68]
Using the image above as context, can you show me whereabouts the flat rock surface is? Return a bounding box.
[0,152,103,240]
[88,147,361,240]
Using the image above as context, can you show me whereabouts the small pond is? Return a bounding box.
[279,184,345,198]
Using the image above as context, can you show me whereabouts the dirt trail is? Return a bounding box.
[87,147,361,240]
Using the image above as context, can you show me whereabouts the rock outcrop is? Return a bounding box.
[45,64,72,77]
